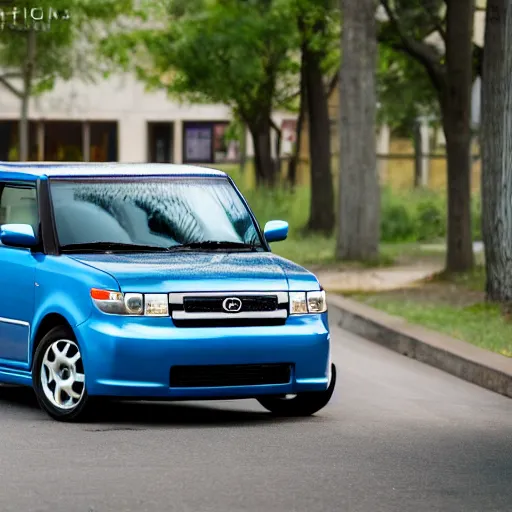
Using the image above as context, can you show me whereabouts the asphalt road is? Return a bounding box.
[1,307,511,512]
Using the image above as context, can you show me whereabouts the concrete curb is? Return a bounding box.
[328,294,512,399]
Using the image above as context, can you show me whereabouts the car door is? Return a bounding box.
[0,180,38,366]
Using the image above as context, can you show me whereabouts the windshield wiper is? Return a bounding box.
[60,242,171,253]
[167,241,261,252]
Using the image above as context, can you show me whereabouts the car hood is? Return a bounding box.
[68,251,320,293]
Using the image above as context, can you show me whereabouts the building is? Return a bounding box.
[0,72,295,164]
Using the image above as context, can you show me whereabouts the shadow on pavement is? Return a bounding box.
[0,384,39,408]
[85,400,298,428]
[0,385,306,427]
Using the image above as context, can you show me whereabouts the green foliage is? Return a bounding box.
[0,0,131,97]
[380,187,481,243]
[377,44,439,131]
[220,165,483,248]
[100,0,299,124]
[376,1,446,133]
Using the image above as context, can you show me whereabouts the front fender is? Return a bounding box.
[31,255,120,366]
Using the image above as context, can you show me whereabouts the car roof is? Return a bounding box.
[0,162,228,180]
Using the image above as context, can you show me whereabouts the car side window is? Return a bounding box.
[0,182,39,240]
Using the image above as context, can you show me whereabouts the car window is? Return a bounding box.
[0,183,38,235]
[49,177,262,248]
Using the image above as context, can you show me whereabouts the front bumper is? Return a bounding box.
[75,313,331,399]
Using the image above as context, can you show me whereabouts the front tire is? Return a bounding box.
[32,326,93,422]
[257,363,337,417]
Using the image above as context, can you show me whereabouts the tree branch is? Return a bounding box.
[327,72,338,96]
[277,89,300,104]
[0,75,23,98]
[422,2,446,42]
[269,117,281,136]
[379,0,446,92]
[0,72,22,80]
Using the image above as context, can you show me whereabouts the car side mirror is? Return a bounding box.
[0,223,38,248]
[264,220,288,243]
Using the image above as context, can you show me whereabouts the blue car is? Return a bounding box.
[0,162,336,422]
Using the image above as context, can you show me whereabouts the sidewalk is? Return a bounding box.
[316,264,442,293]
[315,241,483,293]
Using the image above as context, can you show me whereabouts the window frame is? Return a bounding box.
[0,179,43,252]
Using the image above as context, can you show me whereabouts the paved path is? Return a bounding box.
[0,308,510,512]
[315,241,485,293]
[316,264,441,292]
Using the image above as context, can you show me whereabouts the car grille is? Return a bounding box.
[169,363,292,388]
[184,295,278,313]
[169,291,289,327]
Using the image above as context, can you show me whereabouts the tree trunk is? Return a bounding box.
[443,0,475,273]
[271,119,282,180]
[336,0,380,260]
[239,124,247,174]
[19,29,36,162]
[249,118,275,187]
[19,92,29,162]
[302,20,334,234]
[287,43,307,189]
[481,0,512,301]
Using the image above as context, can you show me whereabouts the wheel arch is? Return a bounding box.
[30,313,75,369]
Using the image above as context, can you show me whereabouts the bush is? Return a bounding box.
[415,197,446,241]
[380,200,416,242]
[222,164,482,245]
[471,194,482,240]
[380,187,482,243]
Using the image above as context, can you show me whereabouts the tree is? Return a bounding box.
[297,0,339,233]
[377,45,440,187]
[336,0,380,260]
[0,0,131,161]
[480,0,512,302]
[377,46,439,131]
[378,0,477,272]
[100,0,298,186]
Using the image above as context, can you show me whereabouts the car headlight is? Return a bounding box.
[144,294,169,316]
[90,289,169,316]
[289,290,327,314]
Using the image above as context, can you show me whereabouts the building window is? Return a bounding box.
[183,121,236,164]
[147,122,173,163]
[183,122,213,163]
[90,122,118,162]
[0,120,118,162]
[213,122,229,162]
[0,121,39,161]
[44,121,83,161]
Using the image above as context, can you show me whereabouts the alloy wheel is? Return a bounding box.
[40,339,85,410]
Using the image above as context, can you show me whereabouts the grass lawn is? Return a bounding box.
[349,266,512,358]
[268,236,447,269]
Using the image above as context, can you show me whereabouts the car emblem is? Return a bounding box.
[222,297,242,313]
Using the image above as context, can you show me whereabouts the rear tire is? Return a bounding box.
[32,326,95,422]
[257,363,336,417]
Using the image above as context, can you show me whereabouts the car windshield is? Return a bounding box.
[49,176,264,251]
